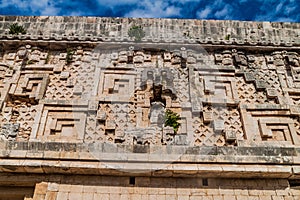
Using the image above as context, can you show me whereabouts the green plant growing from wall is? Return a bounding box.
[183,31,192,39]
[9,23,26,35]
[225,34,231,40]
[66,49,74,64]
[257,24,262,29]
[128,25,145,41]
[164,109,181,133]
[45,52,51,64]
[26,60,36,65]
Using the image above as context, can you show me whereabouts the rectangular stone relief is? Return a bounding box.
[202,76,239,105]
[10,74,49,101]
[31,105,86,142]
[0,20,299,149]
[240,106,300,146]
[98,70,136,102]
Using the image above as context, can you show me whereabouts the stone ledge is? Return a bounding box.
[0,142,299,172]
[0,158,294,178]
[1,149,297,165]
[0,34,299,47]
[2,141,298,155]
[0,139,298,178]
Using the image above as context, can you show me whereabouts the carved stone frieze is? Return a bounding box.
[0,41,299,148]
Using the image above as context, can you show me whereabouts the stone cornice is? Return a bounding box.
[0,16,299,46]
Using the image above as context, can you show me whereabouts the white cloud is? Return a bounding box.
[254,0,300,22]
[165,6,181,16]
[284,5,296,14]
[31,0,61,16]
[275,2,283,13]
[275,17,294,22]
[125,0,181,18]
[41,6,60,16]
[96,0,139,7]
[212,0,224,7]
[0,0,60,15]
[0,0,28,9]
[169,0,202,3]
[0,0,298,22]
[214,4,232,19]
[196,7,212,18]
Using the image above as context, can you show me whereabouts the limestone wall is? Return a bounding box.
[32,177,299,200]
[0,173,298,200]
[1,38,300,148]
[0,16,300,199]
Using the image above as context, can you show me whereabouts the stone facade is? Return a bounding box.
[0,16,299,199]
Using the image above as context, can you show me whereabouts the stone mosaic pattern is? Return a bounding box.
[0,17,300,148]
[0,16,300,200]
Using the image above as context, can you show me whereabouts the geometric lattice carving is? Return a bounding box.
[192,106,243,147]
[0,64,14,109]
[1,39,300,148]
[235,76,275,105]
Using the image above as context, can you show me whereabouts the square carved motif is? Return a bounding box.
[240,107,300,146]
[98,71,136,102]
[10,74,49,101]
[32,107,86,142]
[202,76,239,105]
[258,118,293,142]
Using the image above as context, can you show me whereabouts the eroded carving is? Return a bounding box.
[0,45,299,148]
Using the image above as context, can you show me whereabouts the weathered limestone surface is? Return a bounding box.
[0,16,299,46]
[0,16,299,199]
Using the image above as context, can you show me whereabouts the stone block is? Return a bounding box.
[56,192,69,200]
[73,85,83,95]
[244,72,256,82]
[223,195,238,200]
[81,192,94,199]
[34,182,48,195]
[59,71,70,80]
[88,100,98,111]
[133,52,144,63]
[164,52,171,61]
[214,120,224,132]
[96,110,106,121]
[203,111,213,123]
[66,77,76,87]
[225,131,237,142]
[266,88,277,98]
[47,183,59,192]
[174,135,187,145]
[105,120,116,130]
[53,65,63,73]
[68,192,83,200]
[111,52,118,60]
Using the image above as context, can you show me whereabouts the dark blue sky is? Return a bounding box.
[0,0,299,22]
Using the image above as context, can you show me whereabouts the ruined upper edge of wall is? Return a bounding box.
[0,15,299,46]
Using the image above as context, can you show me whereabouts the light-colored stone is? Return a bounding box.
[0,15,299,200]
[56,192,68,200]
